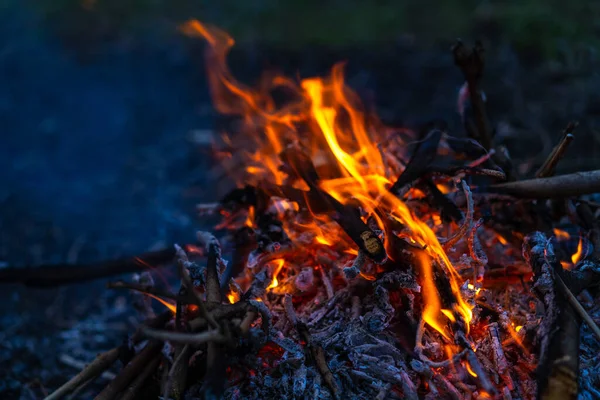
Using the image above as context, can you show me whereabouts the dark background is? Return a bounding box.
[1,0,599,397]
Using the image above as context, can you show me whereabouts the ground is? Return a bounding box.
[1,1,599,399]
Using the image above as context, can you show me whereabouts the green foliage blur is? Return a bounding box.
[31,0,600,59]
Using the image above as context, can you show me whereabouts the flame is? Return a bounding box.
[553,228,571,240]
[267,259,286,290]
[515,325,523,332]
[227,292,240,304]
[146,294,177,313]
[185,19,472,338]
[245,206,255,228]
[465,361,478,377]
[571,236,584,264]
[359,272,377,281]
[496,234,508,245]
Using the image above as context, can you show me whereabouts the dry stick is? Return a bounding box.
[163,344,191,400]
[120,356,160,400]
[94,341,162,400]
[140,326,227,345]
[490,170,600,198]
[0,247,180,287]
[174,244,219,330]
[319,266,334,300]
[107,281,184,303]
[555,274,600,342]
[45,348,121,400]
[45,311,172,400]
[169,286,190,400]
[452,40,492,151]
[536,122,577,178]
[442,180,474,250]
[284,294,340,399]
[188,302,249,331]
[203,242,227,398]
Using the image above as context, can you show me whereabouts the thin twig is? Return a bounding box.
[319,266,334,300]
[536,122,577,178]
[0,247,181,287]
[141,327,227,345]
[120,356,160,400]
[94,341,162,400]
[46,312,171,400]
[442,180,474,250]
[174,244,219,330]
[163,344,191,400]
[45,348,121,400]
[452,40,492,151]
[556,274,600,342]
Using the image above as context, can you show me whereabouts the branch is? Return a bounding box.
[452,40,492,151]
[0,247,181,287]
[536,122,577,178]
[45,311,171,400]
[94,341,162,400]
[140,327,227,345]
[489,170,600,198]
[119,356,160,400]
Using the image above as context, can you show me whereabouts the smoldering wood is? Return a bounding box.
[523,232,579,400]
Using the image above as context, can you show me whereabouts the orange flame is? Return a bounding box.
[146,294,177,313]
[465,361,478,377]
[227,292,240,304]
[553,228,571,240]
[267,259,286,290]
[571,236,584,265]
[184,19,472,337]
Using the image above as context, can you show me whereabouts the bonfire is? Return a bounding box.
[4,20,600,400]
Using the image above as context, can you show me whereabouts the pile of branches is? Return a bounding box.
[1,42,600,400]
